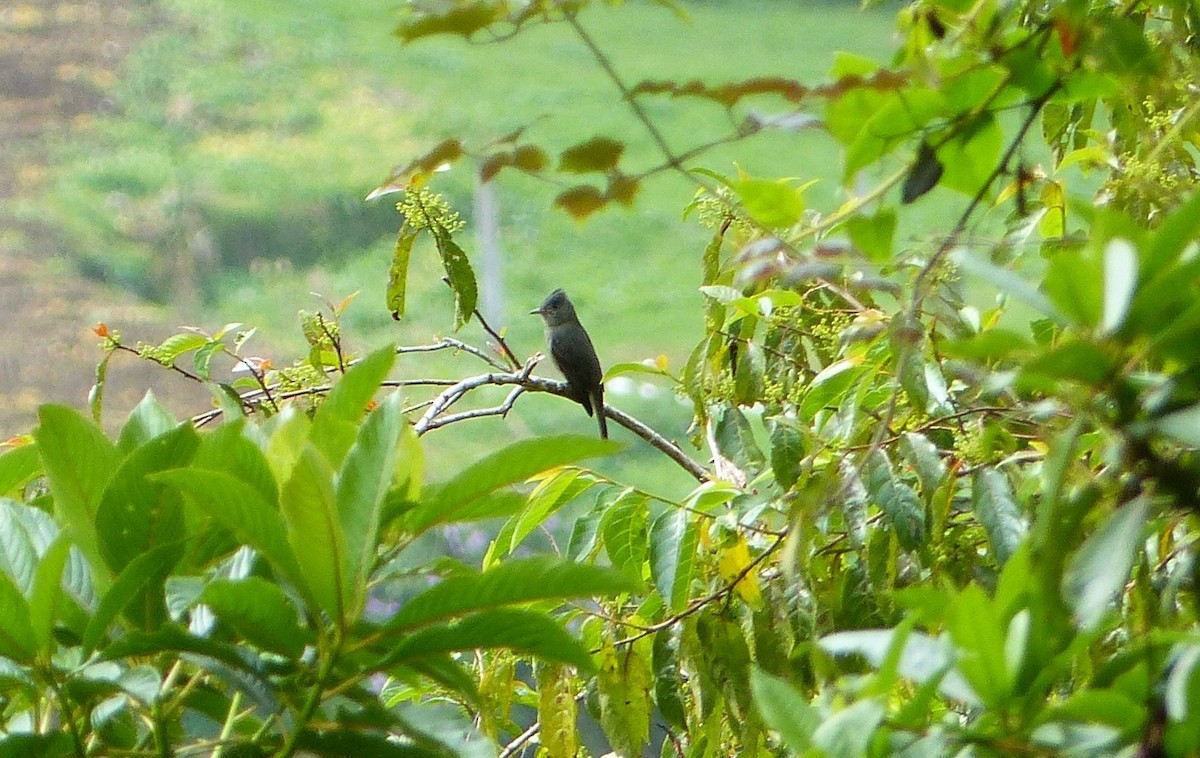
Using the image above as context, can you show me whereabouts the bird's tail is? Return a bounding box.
[594,387,608,439]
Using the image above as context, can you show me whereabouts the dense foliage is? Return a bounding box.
[4,0,1200,756]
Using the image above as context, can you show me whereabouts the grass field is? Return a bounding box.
[27,0,909,490]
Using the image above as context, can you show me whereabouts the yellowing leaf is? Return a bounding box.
[717,536,764,608]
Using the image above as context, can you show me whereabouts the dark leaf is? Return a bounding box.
[901,140,943,204]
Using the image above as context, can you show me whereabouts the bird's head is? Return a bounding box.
[530,288,578,326]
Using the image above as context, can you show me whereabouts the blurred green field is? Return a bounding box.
[24,0,911,491]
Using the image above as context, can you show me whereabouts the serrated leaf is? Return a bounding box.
[597,636,652,756]
[900,432,947,501]
[601,490,649,583]
[407,435,617,533]
[769,419,805,490]
[383,608,593,671]
[432,229,477,330]
[388,229,419,320]
[388,556,633,631]
[649,508,698,612]
[971,468,1026,565]
[864,450,928,550]
[537,663,577,758]
[201,577,310,658]
[1064,497,1149,630]
[559,136,624,173]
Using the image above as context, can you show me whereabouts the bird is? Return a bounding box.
[530,289,608,439]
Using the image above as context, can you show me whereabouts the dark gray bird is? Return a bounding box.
[530,289,608,439]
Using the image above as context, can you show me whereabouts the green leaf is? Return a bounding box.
[1044,248,1103,329]
[388,556,634,631]
[0,499,52,593]
[950,250,1065,322]
[558,136,625,173]
[281,445,349,623]
[846,209,896,261]
[711,404,766,472]
[388,229,419,320]
[95,422,197,575]
[768,418,805,490]
[812,699,885,758]
[820,628,978,704]
[201,577,310,658]
[116,391,178,453]
[383,608,593,672]
[295,729,439,758]
[0,571,35,662]
[149,333,209,367]
[396,1,502,42]
[1064,498,1149,631]
[0,733,74,758]
[35,404,119,586]
[900,432,947,501]
[946,584,1011,706]
[734,177,805,228]
[29,536,72,653]
[151,470,305,597]
[1153,404,1200,448]
[496,468,595,557]
[82,542,181,652]
[750,667,819,752]
[1101,238,1137,335]
[192,419,279,508]
[99,623,261,672]
[937,114,1002,198]
[863,450,927,550]
[338,393,405,615]
[649,508,698,612]
[971,468,1026,565]
[601,490,649,584]
[432,228,477,330]
[407,435,617,533]
[309,345,396,467]
[0,444,40,496]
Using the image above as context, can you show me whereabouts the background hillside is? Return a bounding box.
[2,0,898,483]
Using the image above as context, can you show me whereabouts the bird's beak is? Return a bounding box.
[529,307,543,316]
